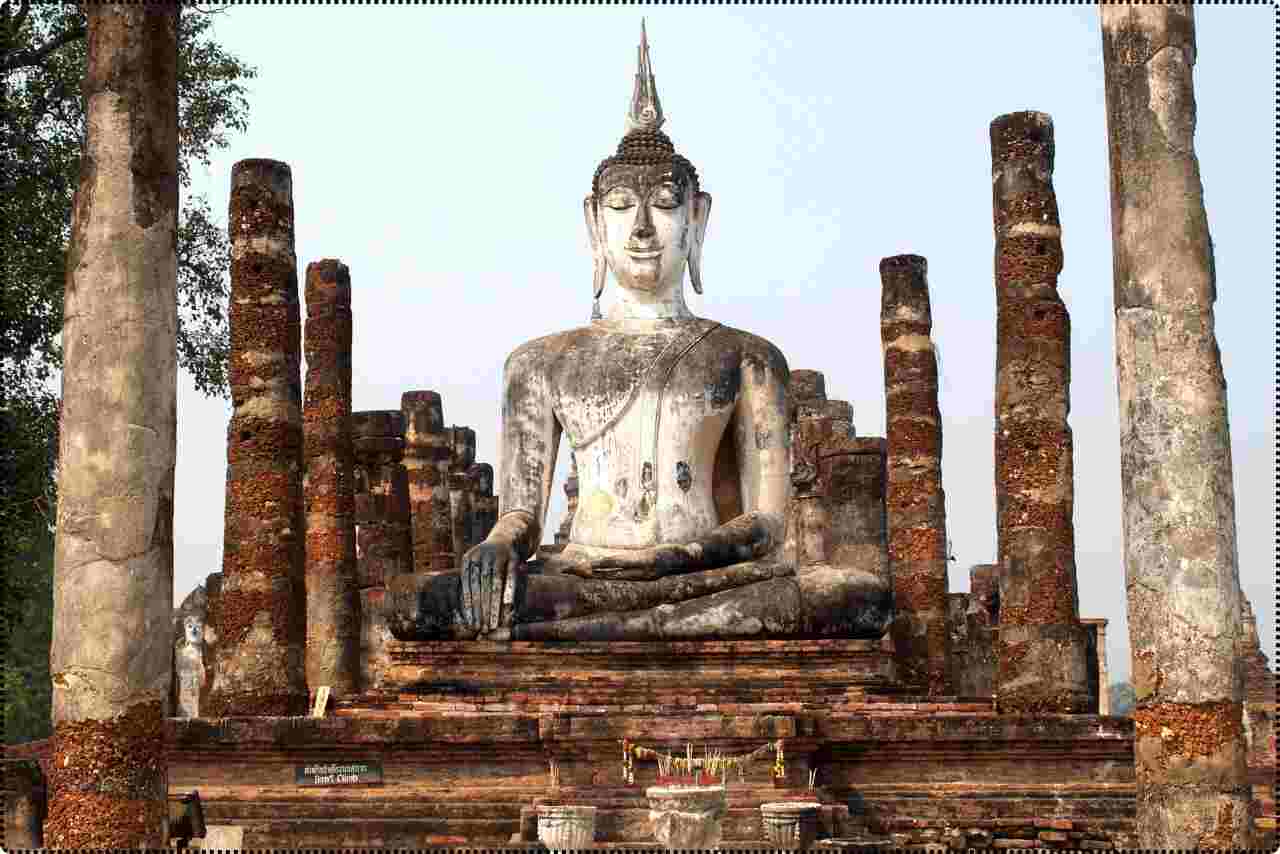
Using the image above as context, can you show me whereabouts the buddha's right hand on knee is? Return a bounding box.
[460,539,521,635]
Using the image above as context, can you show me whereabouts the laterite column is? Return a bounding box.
[206,158,308,717]
[990,112,1089,714]
[402,391,454,572]
[880,254,950,695]
[1100,5,1252,844]
[303,259,359,697]
[47,6,178,846]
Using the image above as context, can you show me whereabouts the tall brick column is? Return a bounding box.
[206,158,308,718]
[880,254,951,695]
[990,112,1089,714]
[46,7,178,846]
[402,391,453,572]
[1100,6,1252,844]
[352,410,412,690]
[302,259,358,697]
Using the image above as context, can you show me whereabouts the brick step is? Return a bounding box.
[203,800,525,821]
[875,815,1135,831]
[856,799,1134,822]
[186,784,547,803]
[194,816,518,847]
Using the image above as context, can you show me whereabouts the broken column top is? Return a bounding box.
[989,111,1054,168]
[879,254,932,327]
[401,390,445,444]
[791,369,826,402]
[230,158,292,200]
[305,259,351,305]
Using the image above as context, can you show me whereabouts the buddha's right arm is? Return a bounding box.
[493,341,563,562]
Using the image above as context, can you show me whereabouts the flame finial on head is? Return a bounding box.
[625,19,664,135]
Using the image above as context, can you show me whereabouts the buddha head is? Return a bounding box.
[585,22,711,307]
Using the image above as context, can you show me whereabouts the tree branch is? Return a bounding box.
[1,21,85,73]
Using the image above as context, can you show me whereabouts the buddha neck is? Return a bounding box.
[600,283,695,331]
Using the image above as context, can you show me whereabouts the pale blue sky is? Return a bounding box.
[177,7,1275,682]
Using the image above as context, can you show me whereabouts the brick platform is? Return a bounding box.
[163,639,1148,847]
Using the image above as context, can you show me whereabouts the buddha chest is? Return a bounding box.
[549,321,739,547]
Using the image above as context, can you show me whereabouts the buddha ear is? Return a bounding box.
[688,191,712,295]
[584,194,608,301]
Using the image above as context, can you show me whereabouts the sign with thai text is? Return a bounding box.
[295,760,383,787]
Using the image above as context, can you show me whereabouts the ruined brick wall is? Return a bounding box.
[352,410,412,690]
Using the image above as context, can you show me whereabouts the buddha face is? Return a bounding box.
[595,163,702,295]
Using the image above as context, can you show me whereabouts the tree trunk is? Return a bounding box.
[47,5,179,847]
[1100,5,1254,846]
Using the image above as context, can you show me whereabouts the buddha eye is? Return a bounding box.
[603,190,636,211]
[651,185,682,209]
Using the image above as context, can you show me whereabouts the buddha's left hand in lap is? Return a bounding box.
[562,511,781,581]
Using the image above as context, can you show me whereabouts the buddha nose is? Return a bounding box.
[631,204,655,240]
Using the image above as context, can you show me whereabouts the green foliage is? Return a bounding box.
[0,387,56,744]
[0,2,255,743]
[1108,680,1135,717]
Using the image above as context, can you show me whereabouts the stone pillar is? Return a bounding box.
[46,7,178,846]
[467,462,496,548]
[1101,7,1252,843]
[402,391,453,573]
[990,112,1089,714]
[207,157,308,718]
[448,469,473,564]
[303,259,359,697]
[880,254,951,695]
[824,399,855,437]
[555,452,580,546]
[352,410,412,690]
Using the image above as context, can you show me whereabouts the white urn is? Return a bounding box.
[646,784,728,849]
[536,804,597,849]
[761,800,822,849]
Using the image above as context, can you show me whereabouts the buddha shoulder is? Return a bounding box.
[501,327,589,377]
[713,324,790,383]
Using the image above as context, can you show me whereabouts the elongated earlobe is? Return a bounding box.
[584,195,607,302]
[688,191,712,295]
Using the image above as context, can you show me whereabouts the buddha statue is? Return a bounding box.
[388,23,892,641]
